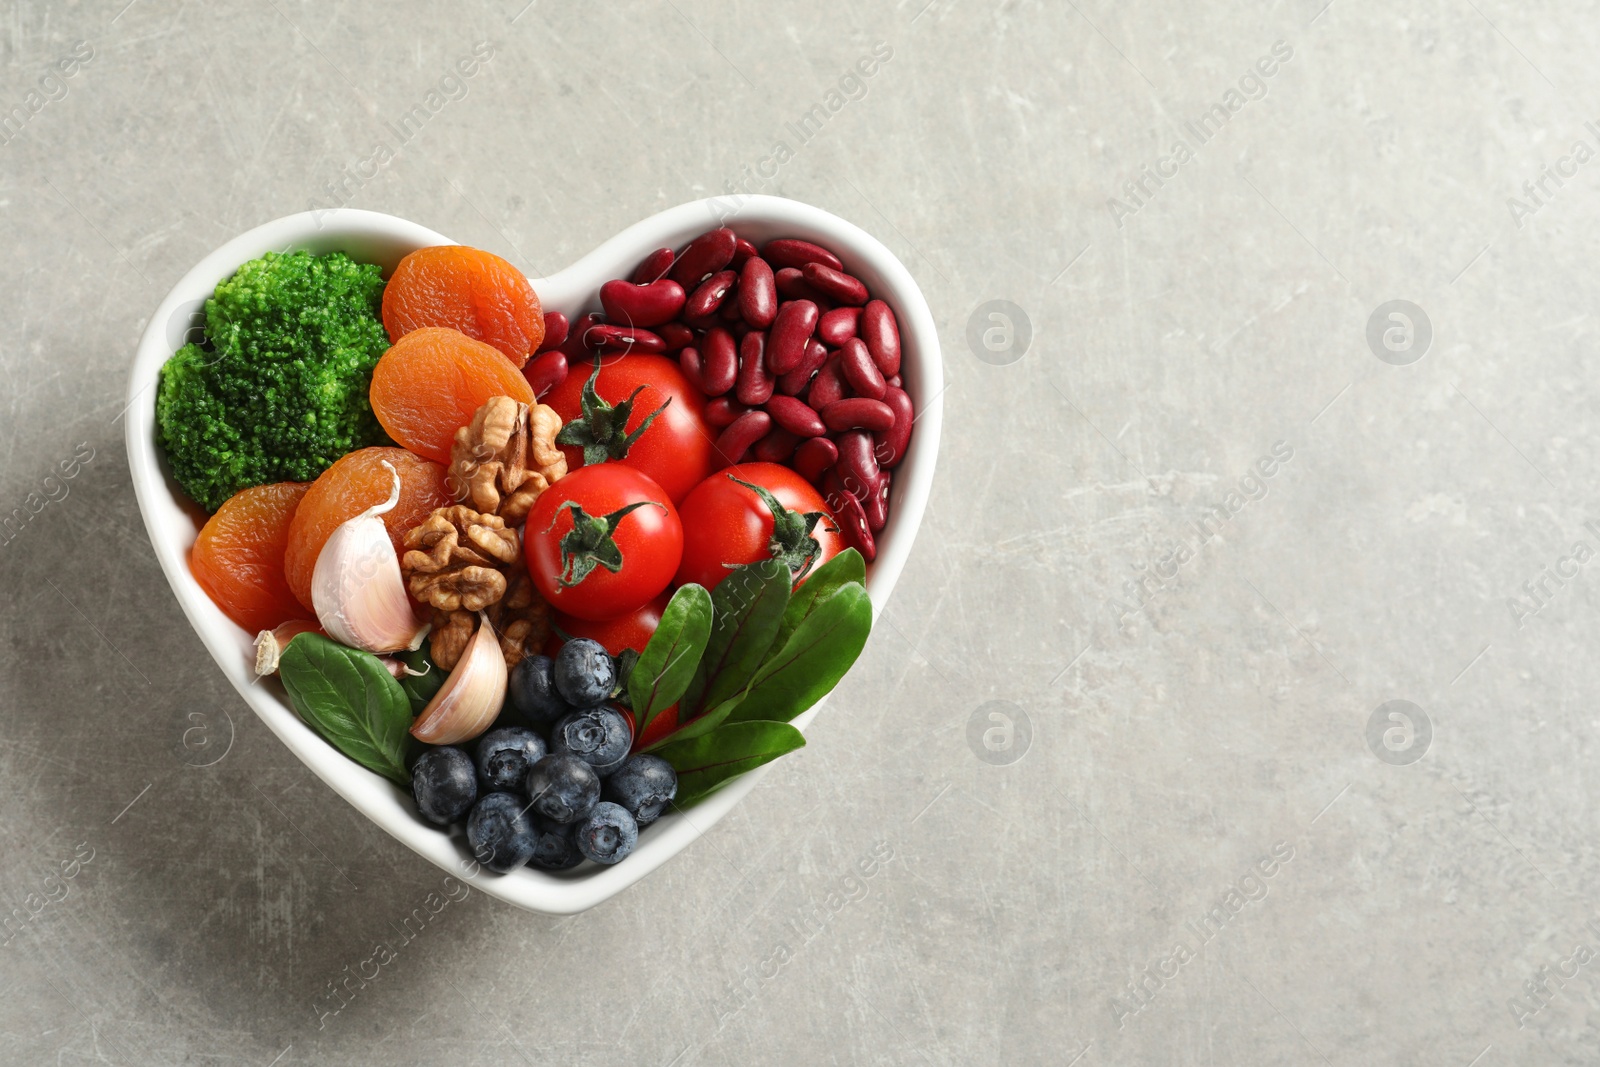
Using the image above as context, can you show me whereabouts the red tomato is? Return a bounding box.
[675,462,843,591]
[544,353,715,504]
[550,594,680,750]
[526,464,683,621]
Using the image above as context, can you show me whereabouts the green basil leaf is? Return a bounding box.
[280,633,414,785]
[628,583,713,735]
[773,548,865,653]
[727,583,872,725]
[681,560,790,716]
[640,696,741,753]
[398,646,444,717]
[655,721,806,807]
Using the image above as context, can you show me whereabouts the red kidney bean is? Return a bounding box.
[600,277,687,328]
[537,311,569,353]
[720,295,745,322]
[556,312,604,358]
[775,267,827,303]
[671,227,737,286]
[677,346,707,393]
[822,398,894,433]
[762,238,844,273]
[736,330,775,405]
[801,262,868,306]
[752,426,800,464]
[731,237,758,268]
[713,410,771,469]
[822,473,875,561]
[792,436,838,487]
[777,340,828,395]
[631,247,676,284]
[659,322,694,351]
[766,299,819,375]
[701,327,738,395]
[684,269,737,319]
[765,395,827,437]
[863,471,890,532]
[705,396,749,429]
[522,350,568,399]
[817,306,861,347]
[836,431,880,498]
[838,337,886,400]
[860,299,901,377]
[738,256,778,328]
[807,355,847,411]
[589,322,666,354]
[873,385,914,468]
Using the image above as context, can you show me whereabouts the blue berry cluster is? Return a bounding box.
[410,639,679,873]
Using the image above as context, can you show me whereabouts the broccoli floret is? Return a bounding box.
[156,250,392,511]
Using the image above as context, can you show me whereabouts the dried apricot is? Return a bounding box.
[369,327,534,464]
[382,245,544,367]
[284,447,452,612]
[191,481,314,632]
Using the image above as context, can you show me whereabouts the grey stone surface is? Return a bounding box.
[1,0,1596,1063]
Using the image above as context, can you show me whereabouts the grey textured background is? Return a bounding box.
[2,0,1597,1064]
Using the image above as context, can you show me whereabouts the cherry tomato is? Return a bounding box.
[526,464,683,621]
[544,353,715,505]
[675,462,842,591]
[550,594,681,749]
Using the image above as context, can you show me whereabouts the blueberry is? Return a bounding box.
[554,639,616,708]
[603,754,679,826]
[573,802,638,865]
[549,706,632,777]
[474,727,547,793]
[412,747,478,826]
[525,754,601,824]
[465,792,537,873]
[528,816,584,871]
[508,655,572,730]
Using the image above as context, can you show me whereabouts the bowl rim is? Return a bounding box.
[126,196,943,914]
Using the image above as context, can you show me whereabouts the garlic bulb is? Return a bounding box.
[410,612,507,744]
[311,462,428,654]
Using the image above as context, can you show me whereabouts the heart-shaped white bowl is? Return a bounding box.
[126,198,942,914]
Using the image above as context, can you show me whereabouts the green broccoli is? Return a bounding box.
[156,249,393,511]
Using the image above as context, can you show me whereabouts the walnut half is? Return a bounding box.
[401,506,520,613]
[448,396,567,525]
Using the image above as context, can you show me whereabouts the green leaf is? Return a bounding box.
[727,583,872,725]
[640,695,742,752]
[279,633,415,785]
[773,548,865,654]
[612,648,641,710]
[655,721,807,807]
[397,645,444,717]
[628,584,713,736]
[681,560,790,716]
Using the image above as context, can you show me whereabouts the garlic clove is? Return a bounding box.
[253,620,321,676]
[311,462,428,654]
[410,612,507,745]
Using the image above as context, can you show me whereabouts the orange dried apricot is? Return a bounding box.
[190,481,315,632]
[284,447,452,612]
[369,326,534,464]
[382,245,544,367]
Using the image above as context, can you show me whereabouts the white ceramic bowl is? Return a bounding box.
[126,198,942,914]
